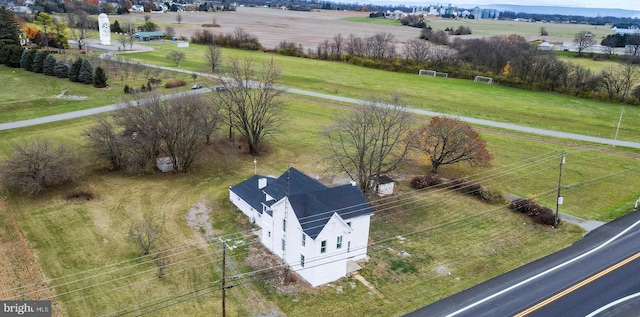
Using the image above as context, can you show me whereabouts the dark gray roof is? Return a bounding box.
[377,175,394,184]
[230,167,371,239]
[289,185,372,239]
[229,167,326,215]
[229,174,276,214]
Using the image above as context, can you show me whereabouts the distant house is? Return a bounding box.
[229,167,372,287]
[11,6,33,14]
[156,157,175,172]
[612,27,640,35]
[129,4,144,12]
[537,41,554,51]
[133,31,165,41]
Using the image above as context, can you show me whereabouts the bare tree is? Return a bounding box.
[216,58,285,155]
[1,139,83,195]
[123,21,136,50]
[600,63,640,100]
[86,116,125,171]
[118,33,130,51]
[346,33,365,57]
[156,94,220,171]
[539,27,548,36]
[330,33,344,58]
[205,44,222,72]
[410,116,492,174]
[113,94,164,173]
[166,50,186,66]
[326,95,413,193]
[130,219,160,255]
[574,31,595,56]
[366,32,396,61]
[68,10,90,51]
[101,93,220,173]
[402,39,430,64]
[625,35,640,62]
[164,26,175,39]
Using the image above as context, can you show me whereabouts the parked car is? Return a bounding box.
[213,85,227,91]
[191,84,202,90]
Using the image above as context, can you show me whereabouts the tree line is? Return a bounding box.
[186,19,639,105]
[268,30,640,105]
[0,57,286,196]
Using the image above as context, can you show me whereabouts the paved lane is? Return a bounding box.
[3,65,640,150]
[405,210,640,317]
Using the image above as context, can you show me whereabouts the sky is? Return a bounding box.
[364,1,640,11]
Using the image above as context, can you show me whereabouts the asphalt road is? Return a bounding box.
[2,73,640,150]
[405,210,640,317]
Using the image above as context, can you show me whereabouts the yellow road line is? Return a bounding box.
[514,252,640,317]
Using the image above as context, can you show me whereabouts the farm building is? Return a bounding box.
[133,31,165,41]
[229,167,372,287]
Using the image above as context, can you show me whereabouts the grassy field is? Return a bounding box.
[558,55,621,74]
[343,16,404,26]
[1,39,639,316]
[344,16,614,39]
[0,63,214,124]
[0,95,596,316]
[4,44,639,141]
[122,44,640,142]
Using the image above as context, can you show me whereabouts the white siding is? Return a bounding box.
[377,182,394,196]
[230,186,372,287]
[229,190,261,227]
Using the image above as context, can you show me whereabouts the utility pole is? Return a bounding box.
[222,241,226,317]
[614,106,624,146]
[554,152,566,228]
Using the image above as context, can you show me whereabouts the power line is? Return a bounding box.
[12,142,636,312]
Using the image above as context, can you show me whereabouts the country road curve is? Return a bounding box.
[3,61,640,150]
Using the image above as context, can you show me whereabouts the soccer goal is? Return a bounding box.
[474,76,493,84]
[435,72,448,78]
[419,69,437,77]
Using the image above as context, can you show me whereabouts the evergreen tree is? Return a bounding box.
[54,60,69,78]
[93,67,108,88]
[78,59,94,84]
[111,20,123,33]
[8,46,24,68]
[20,49,29,69]
[21,49,37,71]
[68,58,83,82]
[43,55,57,76]
[32,51,48,73]
[0,7,21,46]
[0,46,9,65]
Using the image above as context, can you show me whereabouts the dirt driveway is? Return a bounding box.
[123,7,423,50]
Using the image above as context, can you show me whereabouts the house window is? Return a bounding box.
[337,236,343,249]
[282,238,286,251]
[347,241,351,253]
[320,240,327,254]
[283,218,286,232]
[300,254,305,268]
[301,233,306,247]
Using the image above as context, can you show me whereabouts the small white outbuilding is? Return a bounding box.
[156,157,175,172]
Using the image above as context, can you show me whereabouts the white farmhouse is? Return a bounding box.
[229,167,372,287]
